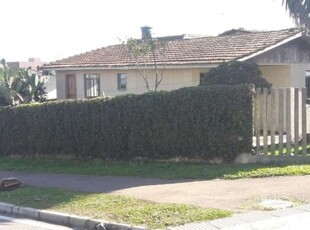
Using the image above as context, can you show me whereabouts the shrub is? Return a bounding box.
[0,85,254,162]
[200,61,271,89]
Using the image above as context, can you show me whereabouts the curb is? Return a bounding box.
[0,202,147,230]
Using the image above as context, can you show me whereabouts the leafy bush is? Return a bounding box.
[200,61,271,89]
[0,85,254,162]
[0,59,47,106]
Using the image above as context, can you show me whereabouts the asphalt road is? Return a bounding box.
[0,215,75,230]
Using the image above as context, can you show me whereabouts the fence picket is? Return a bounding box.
[256,88,261,153]
[278,88,284,156]
[270,89,276,155]
[263,88,268,154]
[294,88,299,156]
[286,88,291,156]
[302,88,307,155]
[260,88,265,152]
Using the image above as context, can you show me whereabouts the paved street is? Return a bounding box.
[0,215,74,230]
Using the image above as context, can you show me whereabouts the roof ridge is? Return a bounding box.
[221,27,300,36]
[249,27,301,34]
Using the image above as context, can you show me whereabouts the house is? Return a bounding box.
[43,28,310,100]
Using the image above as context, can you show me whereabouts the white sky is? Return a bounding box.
[1,0,295,62]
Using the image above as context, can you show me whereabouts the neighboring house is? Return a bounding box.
[7,58,46,71]
[43,28,310,100]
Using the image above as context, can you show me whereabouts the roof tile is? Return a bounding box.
[44,28,302,69]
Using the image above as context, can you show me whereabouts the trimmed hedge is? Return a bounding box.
[0,85,254,162]
[200,61,271,89]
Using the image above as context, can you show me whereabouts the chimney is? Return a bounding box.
[28,58,41,62]
[141,26,152,40]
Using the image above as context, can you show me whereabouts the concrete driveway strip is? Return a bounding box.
[1,171,310,211]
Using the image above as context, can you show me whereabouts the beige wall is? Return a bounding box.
[259,65,291,87]
[55,68,206,99]
[56,72,66,99]
[290,64,309,88]
[55,64,308,99]
[259,64,310,88]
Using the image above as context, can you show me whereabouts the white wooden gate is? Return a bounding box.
[254,88,308,156]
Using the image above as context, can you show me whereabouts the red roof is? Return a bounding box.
[44,28,302,69]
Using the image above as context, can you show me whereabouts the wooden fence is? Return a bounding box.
[253,87,308,156]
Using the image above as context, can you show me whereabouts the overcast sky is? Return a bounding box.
[1,0,295,62]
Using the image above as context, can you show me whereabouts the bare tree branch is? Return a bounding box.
[122,30,166,92]
[157,63,166,88]
[135,63,152,91]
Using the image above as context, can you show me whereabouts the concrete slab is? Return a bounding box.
[260,199,293,210]
[171,205,310,230]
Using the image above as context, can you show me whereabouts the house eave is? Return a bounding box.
[237,32,303,61]
[43,63,218,71]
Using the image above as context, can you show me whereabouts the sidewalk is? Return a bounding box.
[169,204,310,230]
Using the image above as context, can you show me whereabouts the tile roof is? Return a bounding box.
[44,28,302,69]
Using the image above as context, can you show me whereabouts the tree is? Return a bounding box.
[125,26,166,92]
[0,59,48,106]
[18,68,48,103]
[283,0,310,29]
[199,61,272,89]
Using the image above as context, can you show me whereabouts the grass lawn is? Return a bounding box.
[0,186,230,229]
[266,144,310,156]
[0,157,310,179]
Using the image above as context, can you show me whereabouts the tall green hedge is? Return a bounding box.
[0,85,254,162]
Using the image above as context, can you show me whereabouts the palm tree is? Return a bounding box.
[283,0,310,29]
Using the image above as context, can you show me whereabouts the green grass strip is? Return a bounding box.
[0,157,310,180]
[0,186,230,229]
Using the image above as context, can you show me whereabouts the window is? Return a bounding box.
[117,73,127,90]
[200,73,208,84]
[306,71,310,100]
[84,74,100,97]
